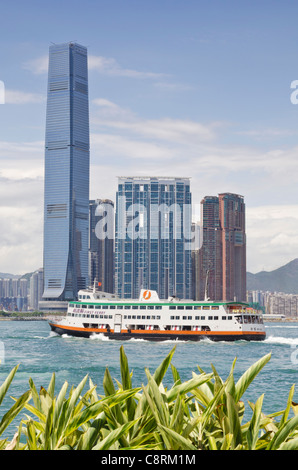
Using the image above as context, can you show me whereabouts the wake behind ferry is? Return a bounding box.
[49,286,266,342]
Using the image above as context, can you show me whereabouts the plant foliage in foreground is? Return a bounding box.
[0,346,298,450]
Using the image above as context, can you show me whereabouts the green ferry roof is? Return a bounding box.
[70,300,249,307]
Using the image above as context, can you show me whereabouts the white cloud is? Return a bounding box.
[23,55,48,75]
[88,55,166,79]
[246,205,298,273]
[5,89,45,104]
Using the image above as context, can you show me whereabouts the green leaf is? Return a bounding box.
[226,393,242,449]
[166,372,212,403]
[0,390,31,436]
[158,424,197,450]
[246,394,264,450]
[92,419,138,450]
[267,415,298,450]
[234,353,271,403]
[0,365,19,407]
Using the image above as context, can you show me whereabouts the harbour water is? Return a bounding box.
[0,320,298,439]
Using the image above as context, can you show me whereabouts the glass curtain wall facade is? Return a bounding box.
[89,199,114,294]
[115,177,192,299]
[42,43,90,302]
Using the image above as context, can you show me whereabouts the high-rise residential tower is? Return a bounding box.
[89,199,114,294]
[193,193,246,302]
[40,42,90,310]
[115,177,192,299]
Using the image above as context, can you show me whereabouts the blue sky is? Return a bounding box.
[1,0,298,275]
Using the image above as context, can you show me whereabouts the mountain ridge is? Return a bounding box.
[247,258,298,294]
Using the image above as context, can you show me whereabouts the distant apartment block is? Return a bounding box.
[193,193,246,302]
[89,199,114,293]
[0,277,28,311]
[247,290,298,317]
[29,268,44,311]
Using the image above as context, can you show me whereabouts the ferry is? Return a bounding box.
[49,286,266,342]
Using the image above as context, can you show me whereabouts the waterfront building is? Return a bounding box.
[89,199,114,293]
[40,42,90,311]
[194,193,246,302]
[115,177,192,299]
[29,268,44,311]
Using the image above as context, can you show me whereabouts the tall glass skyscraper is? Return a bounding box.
[41,42,90,307]
[115,177,192,300]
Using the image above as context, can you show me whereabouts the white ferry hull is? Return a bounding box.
[49,322,266,342]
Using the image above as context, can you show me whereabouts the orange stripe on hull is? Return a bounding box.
[50,323,265,338]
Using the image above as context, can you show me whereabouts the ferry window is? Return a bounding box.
[86,296,90,299]
[142,316,146,320]
[155,306,162,310]
[170,306,176,310]
[132,315,136,319]
[100,315,103,319]
[102,305,107,309]
[125,305,131,309]
[208,316,213,320]
[183,316,187,320]
[89,305,94,309]
[110,305,115,309]
[203,306,210,310]
[104,315,108,319]
[82,305,87,308]
[228,316,232,320]
[117,306,123,309]
[201,316,205,320]
[109,315,112,319]
[128,316,131,319]
[194,306,201,310]
[212,306,219,310]
[137,315,141,319]
[148,306,154,310]
[186,306,192,310]
[132,305,138,309]
[170,316,175,320]
[157,316,161,320]
[147,316,151,319]
[214,316,218,320]
[188,316,192,320]
[140,306,146,310]
[195,316,200,320]
[152,315,156,319]
[222,316,227,320]
[177,306,184,310]
[175,316,180,320]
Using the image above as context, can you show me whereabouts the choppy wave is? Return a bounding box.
[89,333,110,341]
[264,335,298,346]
